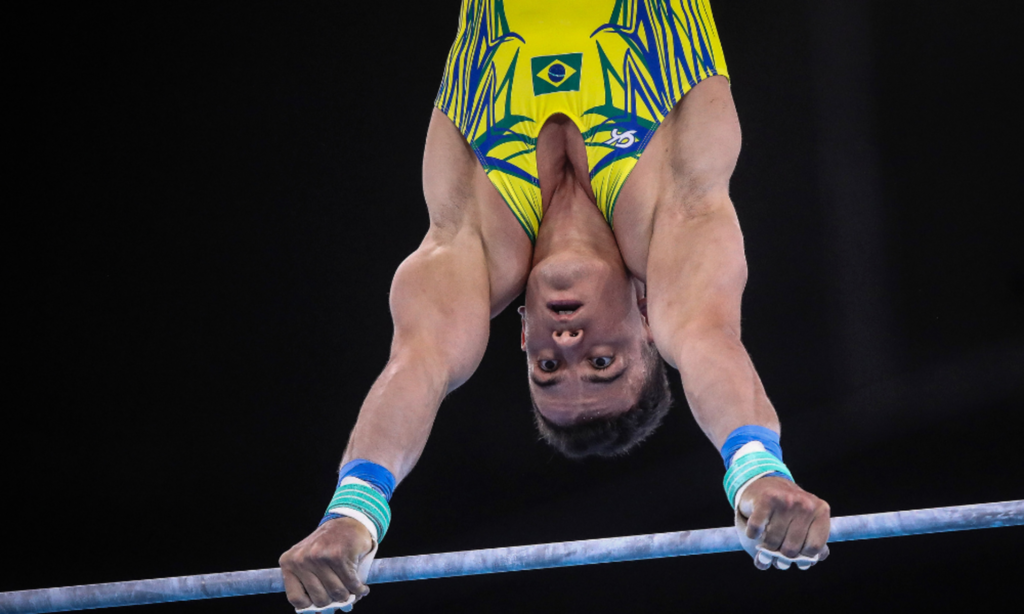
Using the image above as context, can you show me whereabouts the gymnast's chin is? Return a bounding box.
[520,244,673,459]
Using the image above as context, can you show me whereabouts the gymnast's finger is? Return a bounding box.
[818,544,831,562]
[760,501,793,553]
[779,510,813,562]
[290,565,334,609]
[282,568,313,610]
[802,505,832,560]
[328,553,369,602]
[307,557,352,607]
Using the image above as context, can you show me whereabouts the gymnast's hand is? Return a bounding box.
[280,517,376,612]
[734,477,831,570]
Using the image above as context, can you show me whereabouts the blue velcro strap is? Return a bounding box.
[340,459,396,501]
[318,460,396,531]
[720,425,784,468]
[319,512,345,527]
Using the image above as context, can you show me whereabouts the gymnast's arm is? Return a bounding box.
[643,78,830,568]
[342,227,494,479]
[278,225,494,610]
[279,109,529,609]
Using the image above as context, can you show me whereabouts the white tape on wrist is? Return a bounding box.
[326,477,381,543]
[730,441,776,509]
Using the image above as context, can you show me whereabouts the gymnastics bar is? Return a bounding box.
[1,499,1021,613]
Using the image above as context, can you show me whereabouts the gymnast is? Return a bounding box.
[280,2,830,610]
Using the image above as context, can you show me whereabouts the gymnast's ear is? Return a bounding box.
[518,305,527,351]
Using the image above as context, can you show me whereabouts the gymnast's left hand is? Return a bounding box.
[279,517,376,612]
[734,477,831,570]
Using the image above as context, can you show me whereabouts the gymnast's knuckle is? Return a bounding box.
[781,545,801,558]
[333,540,352,557]
[333,547,354,566]
[341,558,362,578]
[776,493,798,510]
[308,543,329,562]
[279,550,298,568]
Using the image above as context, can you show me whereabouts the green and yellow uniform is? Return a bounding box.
[435,0,729,241]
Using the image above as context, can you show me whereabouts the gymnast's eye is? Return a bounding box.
[590,356,614,369]
[539,359,559,372]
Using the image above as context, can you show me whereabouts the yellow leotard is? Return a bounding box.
[435,0,729,241]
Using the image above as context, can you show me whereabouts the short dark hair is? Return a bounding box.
[531,342,673,458]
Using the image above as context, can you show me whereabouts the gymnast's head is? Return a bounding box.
[519,253,673,458]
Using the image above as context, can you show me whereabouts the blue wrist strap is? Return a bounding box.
[319,460,396,533]
[720,426,793,508]
[720,425,784,468]
[319,512,345,527]
[338,459,396,501]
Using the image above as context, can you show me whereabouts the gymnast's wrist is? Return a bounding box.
[320,459,396,543]
[721,425,794,509]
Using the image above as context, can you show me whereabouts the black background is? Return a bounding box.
[6,1,1023,613]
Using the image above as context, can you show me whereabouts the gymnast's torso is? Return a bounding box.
[434,0,729,243]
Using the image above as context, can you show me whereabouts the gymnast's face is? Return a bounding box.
[520,254,653,425]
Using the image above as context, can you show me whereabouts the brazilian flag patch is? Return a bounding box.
[531,53,582,96]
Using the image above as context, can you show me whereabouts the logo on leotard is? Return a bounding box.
[531,53,582,96]
[603,129,637,149]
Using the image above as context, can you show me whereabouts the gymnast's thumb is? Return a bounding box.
[736,488,758,518]
[734,509,761,559]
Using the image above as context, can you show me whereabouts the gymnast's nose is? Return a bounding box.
[553,328,583,347]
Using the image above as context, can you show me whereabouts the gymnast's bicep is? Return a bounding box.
[387,229,492,391]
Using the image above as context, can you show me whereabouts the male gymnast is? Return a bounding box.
[281,2,830,610]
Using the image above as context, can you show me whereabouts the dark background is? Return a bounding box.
[6,1,1023,612]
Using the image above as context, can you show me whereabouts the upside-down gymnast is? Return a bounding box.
[280,1,830,610]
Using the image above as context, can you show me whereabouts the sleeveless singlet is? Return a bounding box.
[435,0,729,241]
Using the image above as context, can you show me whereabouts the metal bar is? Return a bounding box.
[2,500,1021,613]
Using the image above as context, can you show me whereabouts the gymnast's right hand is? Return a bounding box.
[279,517,376,612]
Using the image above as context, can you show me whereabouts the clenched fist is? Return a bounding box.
[734,476,831,570]
[280,517,377,612]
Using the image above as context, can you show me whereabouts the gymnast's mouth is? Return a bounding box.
[547,301,582,318]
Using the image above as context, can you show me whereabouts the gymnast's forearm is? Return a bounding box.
[338,238,492,484]
[341,350,449,484]
[672,326,780,450]
[646,199,779,449]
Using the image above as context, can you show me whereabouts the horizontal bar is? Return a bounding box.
[371,498,1024,583]
[2,500,1021,613]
